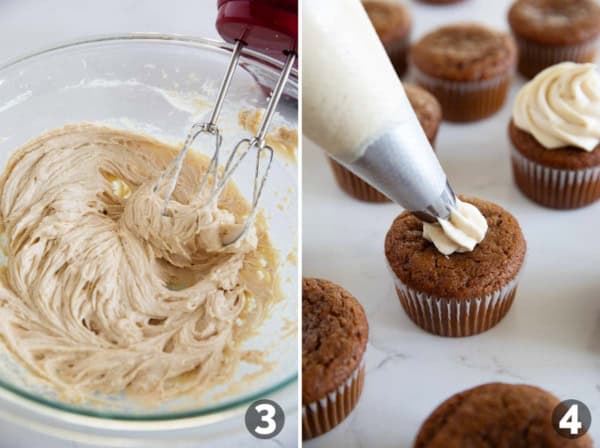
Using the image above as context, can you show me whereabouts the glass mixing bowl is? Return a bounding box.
[0,34,297,442]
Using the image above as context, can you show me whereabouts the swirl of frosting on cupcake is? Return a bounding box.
[513,62,600,151]
[422,198,488,256]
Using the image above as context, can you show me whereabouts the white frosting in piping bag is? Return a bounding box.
[302,0,416,163]
[513,62,600,151]
[423,199,488,256]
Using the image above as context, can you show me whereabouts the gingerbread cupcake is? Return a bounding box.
[302,278,368,440]
[329,83,442,202]
[415,383,593,447]
[510,62,600,209]
[385,196,526,337]
[411,23,517,122]
[363,0,412,77]
[509,0,600,79]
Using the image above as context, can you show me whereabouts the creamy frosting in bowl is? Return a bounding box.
[513,62,600,151]
[0,123,282,403]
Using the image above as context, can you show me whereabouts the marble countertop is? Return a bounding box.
[0,1,297,447]
[303,0,600,446]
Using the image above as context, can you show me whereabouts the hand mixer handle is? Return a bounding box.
[216,0,298,62]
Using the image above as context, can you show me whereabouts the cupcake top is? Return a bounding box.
[513,62,600,152]
[302,278,368,403]
[411,23,517,82]
[404,83,442,143]
[385,196,526,299]
[509,0,600,46]
[415,383,593,448]
[363,0,412,43]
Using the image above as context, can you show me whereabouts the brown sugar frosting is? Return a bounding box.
[0,123,280,402]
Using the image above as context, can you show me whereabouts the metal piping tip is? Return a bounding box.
[411,182,457,223]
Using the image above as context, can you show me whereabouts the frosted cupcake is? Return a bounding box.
[510,62,600,209]
[385,196,526,337]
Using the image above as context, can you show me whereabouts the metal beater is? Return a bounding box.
[154,0,297,246]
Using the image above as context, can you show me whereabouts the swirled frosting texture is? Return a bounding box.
[0,124,279,402]
[513,62,600,151]
[423,199,488,256]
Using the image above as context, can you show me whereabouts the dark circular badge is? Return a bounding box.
[245,399,285,439]
[552,399,592,439]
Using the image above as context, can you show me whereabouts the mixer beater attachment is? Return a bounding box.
[154,40,297,246]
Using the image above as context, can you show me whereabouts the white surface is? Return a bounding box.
[0,1,297,447]
[303,0,600,446]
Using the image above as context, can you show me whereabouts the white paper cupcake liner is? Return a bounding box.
[412,65,513,122]
[511,148,600,209]
[412,65,511,91]
[388,261,520,337]
[302,360,366,440]
[515,36,598,78]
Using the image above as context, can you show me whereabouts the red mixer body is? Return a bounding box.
[216,0,298,63]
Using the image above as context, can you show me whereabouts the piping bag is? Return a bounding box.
[302,0,457,221]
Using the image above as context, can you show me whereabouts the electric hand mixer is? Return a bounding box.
[154,0,297,245]
[303,0,457,222]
